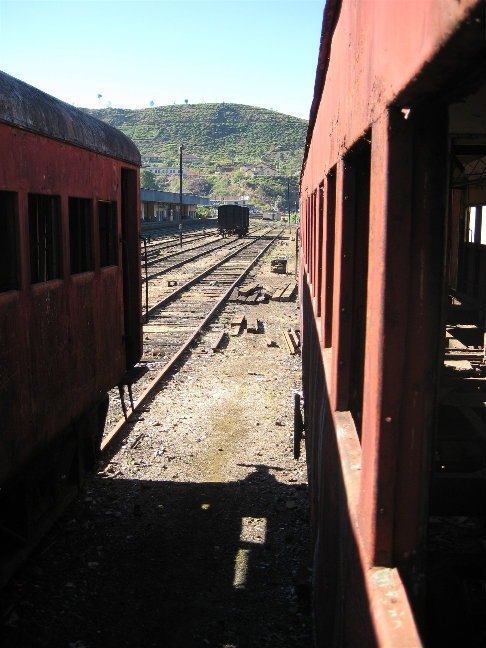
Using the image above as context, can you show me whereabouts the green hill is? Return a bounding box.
[83,103,307,211]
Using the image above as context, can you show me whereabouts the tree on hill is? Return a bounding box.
[83,103,306,210]
[140,169,158,190]
[184,176,213,196]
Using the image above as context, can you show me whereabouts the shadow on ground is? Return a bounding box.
[0,465,312,648]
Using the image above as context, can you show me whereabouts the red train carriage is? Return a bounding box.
[299,1,485,646]
[0,71,141,584]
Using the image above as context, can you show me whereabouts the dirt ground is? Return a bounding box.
[0,231,313,648]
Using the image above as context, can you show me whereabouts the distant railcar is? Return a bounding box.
[217,204,249,237]
[299,1,485,646]
[262,210,278,221]
[0,70,141,584]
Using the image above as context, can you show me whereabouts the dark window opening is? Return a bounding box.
[464,204,486,244]
[0,191,19,292]
[344,137,371,440]
[323,168,336,347]
[29,193,62,283]
[98,201,118,267]
[69,197,93,274]
[121,167,141,368]
[315,183,324,317]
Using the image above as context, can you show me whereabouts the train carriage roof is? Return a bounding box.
[0,70,140,166]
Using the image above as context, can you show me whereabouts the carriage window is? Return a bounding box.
[465,206,477,243]
[323,168,336,347]
[29,193,62,283]
[98,200,118,267]
[0,191,19,292]
[480,206,486,244]
[465,205,486,244]
[342,137,371,440]
[69,197,93,274]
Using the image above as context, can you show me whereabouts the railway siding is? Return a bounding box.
[104,226,284,445]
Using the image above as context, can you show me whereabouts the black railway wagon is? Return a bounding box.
[218,204,249,237]
[0,70,142,585]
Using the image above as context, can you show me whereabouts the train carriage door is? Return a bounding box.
[121,168,142,369]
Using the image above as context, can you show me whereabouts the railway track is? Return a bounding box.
[142,222,274,313]
[102,227,283,451]
[141,222,219,267]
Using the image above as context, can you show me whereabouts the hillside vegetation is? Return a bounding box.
[83,103,307,211]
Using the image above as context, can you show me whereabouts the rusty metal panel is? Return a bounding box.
[302,0,483,190]
[0,118,139,488]
[300,281,423,646]
[299,1,485,645]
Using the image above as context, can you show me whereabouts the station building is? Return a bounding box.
[140,188,210,223]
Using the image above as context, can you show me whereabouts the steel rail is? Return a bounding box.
[144,232,241,282]
[143,223,265,279]
[142,228,218,262]
[101,231,281,453]
[145,232,270,318]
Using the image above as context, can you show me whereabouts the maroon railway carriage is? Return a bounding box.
[299,1,485,646]
[0,71,141,583]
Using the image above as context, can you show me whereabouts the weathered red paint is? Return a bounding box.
[300,0,485,645]
[303,0,482,184]
[0,75,141,499]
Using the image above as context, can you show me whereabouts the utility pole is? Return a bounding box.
[287,177,291,233]
[179,144,183,247]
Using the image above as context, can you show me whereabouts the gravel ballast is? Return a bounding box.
[0,231,313,648]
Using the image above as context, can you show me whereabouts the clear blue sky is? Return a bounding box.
[0,0,324,120]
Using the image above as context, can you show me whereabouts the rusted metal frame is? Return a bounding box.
[330,158,357,412]
[299,282,316,482]
[301,0,342,179]
[303,295,326,529]
[348,139,372,440]
[392,104,448,568]
[318,179,328,332]
[307,195,312,283]
[306,195,311,272]
[101,233,281,452]
[300,198,306,267]
[121,167,142,369]
[303,194,310,271]
[358,108,415,567]
[322,168,336,348]
[300,198,306,255]
[310,190,317,299]
[309,193,315,277]
[447,189,462,292]
[314,183,324,319]
[308,190,315,303]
